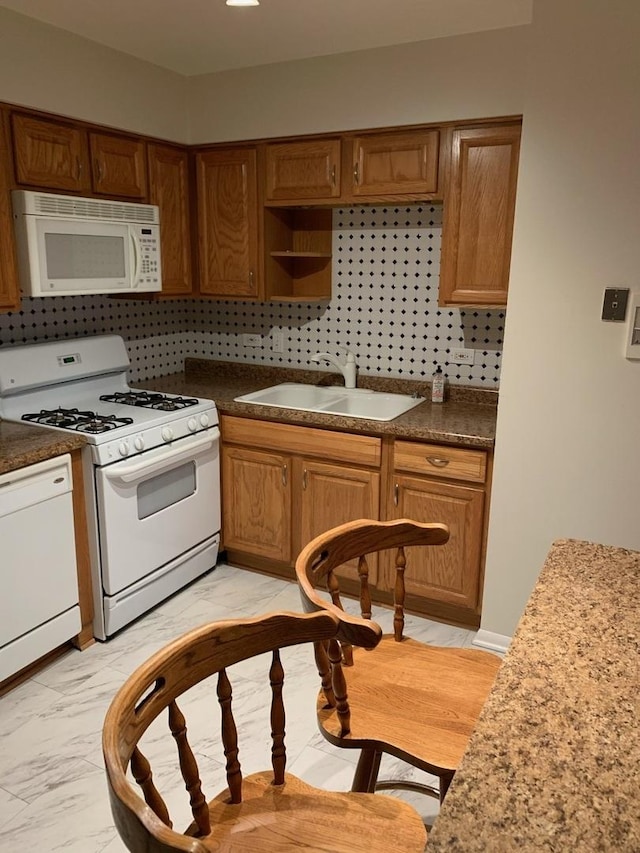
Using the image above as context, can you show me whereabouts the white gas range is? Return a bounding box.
[0,335,221,640]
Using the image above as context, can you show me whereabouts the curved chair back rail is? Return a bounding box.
[294,517,501,804]
[103,610,426,853]
[296,517,449,643]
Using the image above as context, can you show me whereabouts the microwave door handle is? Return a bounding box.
[130,228,142,286]
[102,434,216,484]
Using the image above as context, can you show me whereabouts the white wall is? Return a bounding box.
[0,7,188,141]
[187,27,529,143]
[481,0,640,637]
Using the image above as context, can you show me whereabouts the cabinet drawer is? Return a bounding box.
[222,416,381,468]
[394,441,486,483]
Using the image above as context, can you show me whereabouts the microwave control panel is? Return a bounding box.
[136,225,161,287]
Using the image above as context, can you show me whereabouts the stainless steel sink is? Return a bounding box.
[234,383,424,421]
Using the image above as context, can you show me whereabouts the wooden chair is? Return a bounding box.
[103,610,428,852]
[295,518,502,802]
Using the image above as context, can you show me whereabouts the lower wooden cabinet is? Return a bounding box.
[388,439,488,618]
[388,474,484,611]
[221,417,381,577]
[220,415,490,625]
[222,445,292,563]
[299,459,380,584]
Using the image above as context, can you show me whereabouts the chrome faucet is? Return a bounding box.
[310,348,357,389]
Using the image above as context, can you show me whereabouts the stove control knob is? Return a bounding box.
[187,417,198,432]
[134,436,145,452]
[199,414,210,428]
[161,427,174,443]
[119,441,130,457]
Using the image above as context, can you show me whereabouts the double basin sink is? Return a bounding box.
[234,383,425,422]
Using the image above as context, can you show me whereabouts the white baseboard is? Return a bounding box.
[472,629,512,655]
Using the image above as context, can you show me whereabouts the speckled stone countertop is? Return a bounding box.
[0,421,86,475]
[428,538,640,852]
[146,359,498,449]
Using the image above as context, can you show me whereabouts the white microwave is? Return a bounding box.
[11,190,162,297]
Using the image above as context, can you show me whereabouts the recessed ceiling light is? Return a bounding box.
[226,0,259,6]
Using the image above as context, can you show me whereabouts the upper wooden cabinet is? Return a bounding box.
[89,132,147,198]
[349,129,440,200]
[0,112,20,311]
[196,148,260,299]
[439,122,521,307]
[11,113,148,199]
[265,139,341,203]
[147,143,192,296]
[11,112,91,192]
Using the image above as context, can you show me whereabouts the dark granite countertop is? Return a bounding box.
[0,421,86,475]
[427,538,640,851]
[146,359,498,450]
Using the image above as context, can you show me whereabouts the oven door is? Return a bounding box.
[95,427,220,596]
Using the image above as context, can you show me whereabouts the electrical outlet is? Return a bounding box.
[450,348,475,365]
[242,333,262,348]
[271,329,284,353]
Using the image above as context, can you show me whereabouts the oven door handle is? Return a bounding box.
[102,433,217,484]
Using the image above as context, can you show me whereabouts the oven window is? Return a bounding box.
[137,461,196,520]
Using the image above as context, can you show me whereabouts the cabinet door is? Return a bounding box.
[222,446,291,563]
[147,143,192,295]
[89,132,148,198]
[389,474,484,610]
[439,123,521,307]
[300,459,380,584]
[0,112,20,311]
[196,148,260,298]
[351,130,440,198]
[11,113,90,192]
[265,139,341,202]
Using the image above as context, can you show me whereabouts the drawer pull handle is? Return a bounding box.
[426,456,450,468]
[393,483,399,506]
[302,468,308,490]
[331,164,336,186]
[353,161,360,184]
[282,464,288,486]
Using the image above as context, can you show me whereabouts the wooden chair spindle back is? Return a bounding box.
[103,611,346,851]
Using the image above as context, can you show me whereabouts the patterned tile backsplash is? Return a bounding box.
[0,206,504,386]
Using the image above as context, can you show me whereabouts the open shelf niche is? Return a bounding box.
[264,207,332,301]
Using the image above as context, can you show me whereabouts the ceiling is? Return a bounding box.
[0,0,533,77]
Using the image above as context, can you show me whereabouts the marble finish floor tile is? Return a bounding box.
[0,562,479,851]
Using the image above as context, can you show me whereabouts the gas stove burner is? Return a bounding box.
[22,407,95,428]
[99,391,199,411]
[21,408,134,433]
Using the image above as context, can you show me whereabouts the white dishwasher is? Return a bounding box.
[0,454,81,682]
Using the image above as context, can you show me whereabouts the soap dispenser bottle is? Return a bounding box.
[431,366,445,403]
